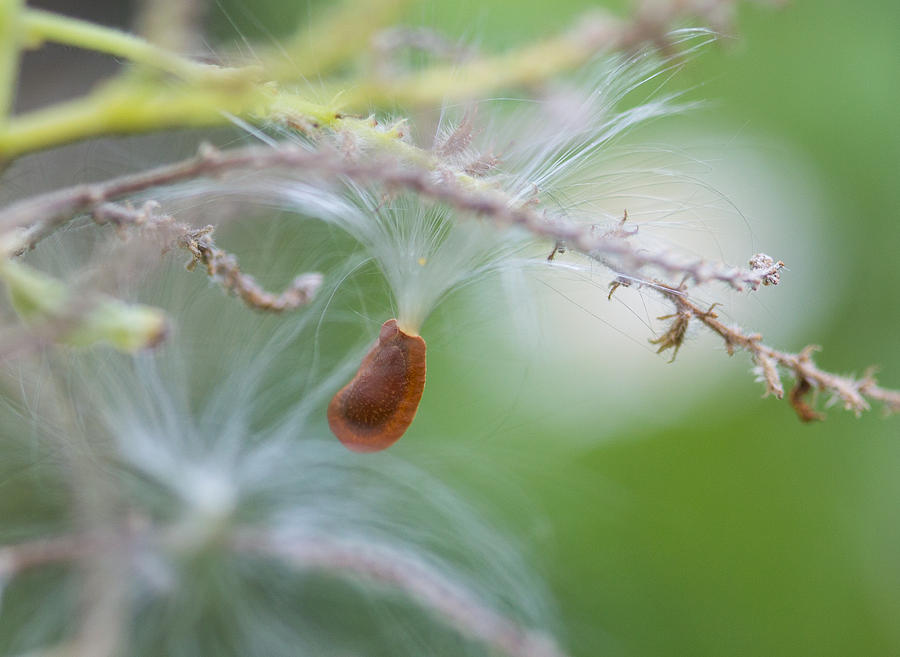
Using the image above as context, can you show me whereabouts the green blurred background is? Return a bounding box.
[16,1,900,655]
[386,2,900,656]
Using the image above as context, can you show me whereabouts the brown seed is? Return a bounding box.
[327,319,427,452]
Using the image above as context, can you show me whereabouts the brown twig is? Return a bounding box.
[1,143,895,418]
[653,287,900,418]
[91,201,322,313]
[649,308,692,363]
[0,144,780,292]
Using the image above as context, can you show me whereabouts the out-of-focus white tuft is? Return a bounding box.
[0,237,561,653]
[158,31,714,342]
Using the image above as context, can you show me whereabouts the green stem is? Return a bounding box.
[0,76,270,159]
[330,24,601,109]
[0,258,168,353]
[0,0,23,124]
[265,0,414,81]
[21,8,252,84]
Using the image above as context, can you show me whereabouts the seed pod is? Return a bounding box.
[328,319,427,452]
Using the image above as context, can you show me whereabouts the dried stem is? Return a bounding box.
[0,144,779,291]
[91,201,323,313]
[0,140,894,419]
[654,287,900,418]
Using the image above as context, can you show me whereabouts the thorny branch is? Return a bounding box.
[652,286,900,419]
[0,192,318,358]
[0,142,891,419]
[92,201,323,313]
[0,144,782,292]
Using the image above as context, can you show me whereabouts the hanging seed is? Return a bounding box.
[328,319,427,452]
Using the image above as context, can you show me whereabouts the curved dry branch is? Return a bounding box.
[653,287,900,418]
[92,201,322,313]
[0,144,777,291]
[1,142,894,418]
